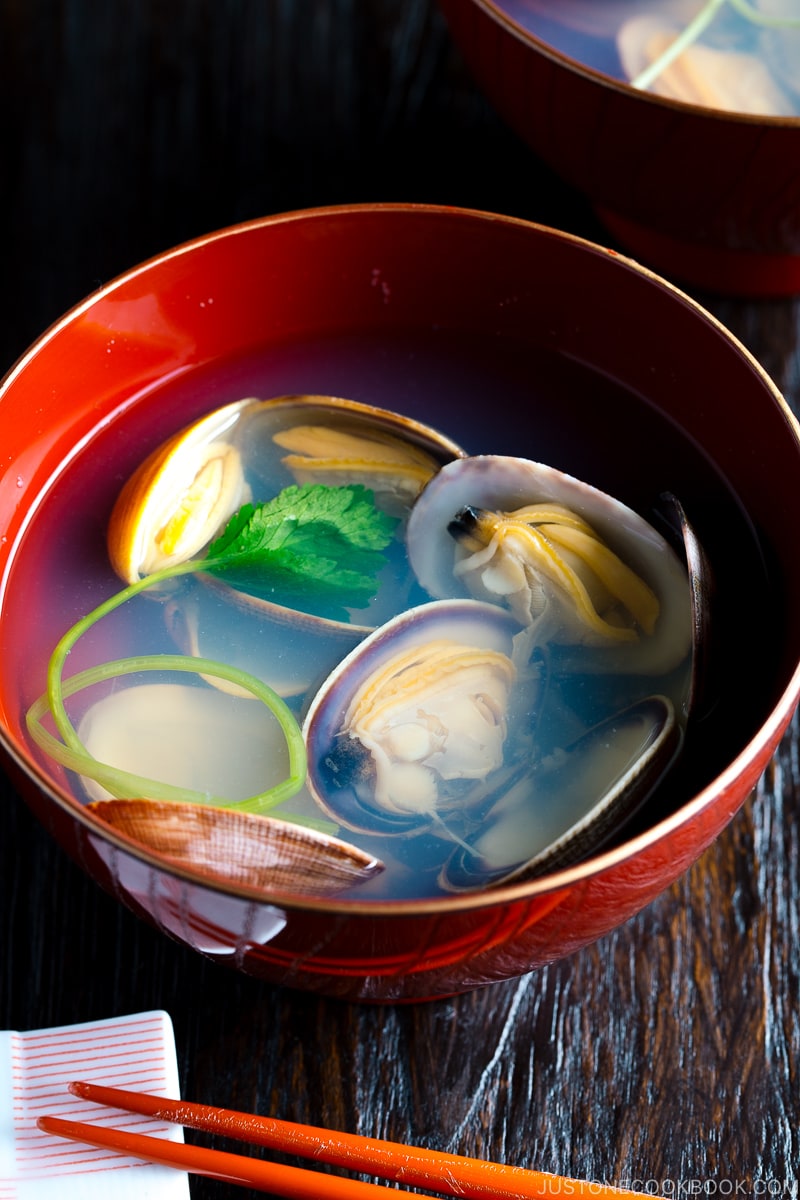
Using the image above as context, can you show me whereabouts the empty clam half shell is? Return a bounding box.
[87,798,384,896]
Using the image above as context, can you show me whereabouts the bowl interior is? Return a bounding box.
[1,205,798,897]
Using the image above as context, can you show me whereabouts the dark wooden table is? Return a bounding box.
[2,3,799,1197]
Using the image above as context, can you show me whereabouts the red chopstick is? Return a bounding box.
[36,1080,657,1200]
[37,1113,405,1198]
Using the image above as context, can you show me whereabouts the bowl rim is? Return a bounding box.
[460,0,800,128]
[2,200,799,917]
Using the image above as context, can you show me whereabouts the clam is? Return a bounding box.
[302,596,683,887]
[108,398,253,584]
[109,391,463,588]
[617,14,794,116]
[87,798,383,897]
[109,393,465,695]
[76,679,384,896]
[172,395,465,687]
[406,455,693,679]
[236,393,465,521]
[215,395,464,629]
[303,600,526,836]
[439,694,679,892]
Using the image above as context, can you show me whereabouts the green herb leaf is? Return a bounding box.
[204,483,397,621]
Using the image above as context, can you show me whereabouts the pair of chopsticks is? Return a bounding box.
[39,1081,651,1199]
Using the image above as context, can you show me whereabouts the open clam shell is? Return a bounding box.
[234,393,465,522]
[303,599,524,837]
[112,392,466,696]
[87,798,384,897]
[406,455,693,679]
[439,694,680,892]
[176,394,465,675]
[108,397,253,584]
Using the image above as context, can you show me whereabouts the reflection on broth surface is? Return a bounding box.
[501,0,800,116]
[2,330,776,900]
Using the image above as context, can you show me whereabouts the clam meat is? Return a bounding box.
[238,393,464,520]
[447,501,660,646]
[406,455,693,679]
[272,421,446,515]
[303,600,526,835]
[108,398,253,584]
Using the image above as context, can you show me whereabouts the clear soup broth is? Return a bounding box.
[2,328,775,899]
[501,0,800,117]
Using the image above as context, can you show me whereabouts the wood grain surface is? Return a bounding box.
[2,3,799,1198]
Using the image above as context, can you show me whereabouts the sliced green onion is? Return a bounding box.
[728,0,800,28]
[630,0,800,95]
[25,555,318,823]
[630,0,727,92]
[27,653,312,818]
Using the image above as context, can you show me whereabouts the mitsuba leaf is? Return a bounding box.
[203,483,398,622]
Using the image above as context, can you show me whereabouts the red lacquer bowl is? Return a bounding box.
[438,0,800,297]
[1,204,799,1002]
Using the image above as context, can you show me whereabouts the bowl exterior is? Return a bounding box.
[439,0,800,296]
[4,732,781,1003]
[2,204,800,1001]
